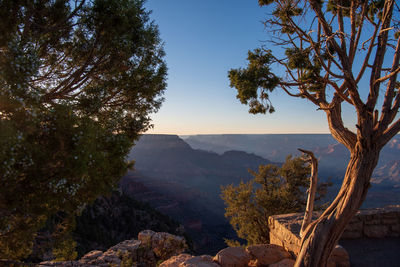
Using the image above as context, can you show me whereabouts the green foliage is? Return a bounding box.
[272,3,302,24]
[326,0,384,19]
[224,239,243,248]
[52,235,78,261]
[366,0,385,20]
[228,43,325,115]
[29,213,79,261]
[73,191,183,257]
[228,49,280,114]
[326,0,352,16]
[221,156,329,245]
[229,0,390,114]
[0,0,166,260]
[259,0,386,18]
[258,0,274,6]
[0,103,132,259]
[119,251,134,267]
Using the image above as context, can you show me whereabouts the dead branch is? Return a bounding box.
[298,148,318,238]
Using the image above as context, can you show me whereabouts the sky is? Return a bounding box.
[143,0,358,135]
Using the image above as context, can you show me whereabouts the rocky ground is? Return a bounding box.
[160,244,295,267]
[37,230,349,267]
[39,230,187,267]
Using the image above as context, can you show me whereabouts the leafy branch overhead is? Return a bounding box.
[0,0,166,138]
[228,49,280,114]
[229,0,400,149]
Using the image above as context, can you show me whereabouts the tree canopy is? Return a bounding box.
[0,0,166,260]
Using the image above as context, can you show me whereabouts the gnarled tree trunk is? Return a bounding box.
[229,0,399,265]
[295,140,381,267]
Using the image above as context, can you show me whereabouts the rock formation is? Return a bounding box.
[38,229,350,267]
[38,230,186,267]
[160,244,295,267]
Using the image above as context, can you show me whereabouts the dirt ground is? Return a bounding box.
[340,237,400,267]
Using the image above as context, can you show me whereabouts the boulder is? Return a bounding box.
[95,249,122,265]
[80,250,103,262]
[246,244,291,266]
[107,239,142,253]
[138,230,186,260]
[269,258,295,267]
[181,255,220,267]
[38,261,83,266]
[86,239,142,265]
[327,245,350,267]
[214,246,251,267]
[159,254,194,267]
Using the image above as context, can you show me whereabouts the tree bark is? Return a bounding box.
[294,141,380,267]
[298,149,318,238]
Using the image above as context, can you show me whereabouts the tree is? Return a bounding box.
[228,0,400,266]
[0,0,166,260]
[221,155,328,245]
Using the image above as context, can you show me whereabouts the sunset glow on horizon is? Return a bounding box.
[144,0,359,135]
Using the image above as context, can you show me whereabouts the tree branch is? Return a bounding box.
[367,0,395,110]
[337,1,347,53]
[355,22,380,83]
[323,96,356,150]
[349,1,368,65]
[310,1,364,111]
[380,118,400,147]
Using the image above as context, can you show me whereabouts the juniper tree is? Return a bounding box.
[221,155,328,246]
[229,0,400,266]
[0,0,166,260]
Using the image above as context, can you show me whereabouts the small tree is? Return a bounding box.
[221,155,328,245]
[0,0,166,260]
[229,0,400,266]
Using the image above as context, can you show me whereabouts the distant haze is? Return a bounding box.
[125,134,400,253]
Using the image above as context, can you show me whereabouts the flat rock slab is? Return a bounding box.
[181,255,220,267]
[246,244,291,265]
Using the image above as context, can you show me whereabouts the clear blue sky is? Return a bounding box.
[144,0,357,135]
